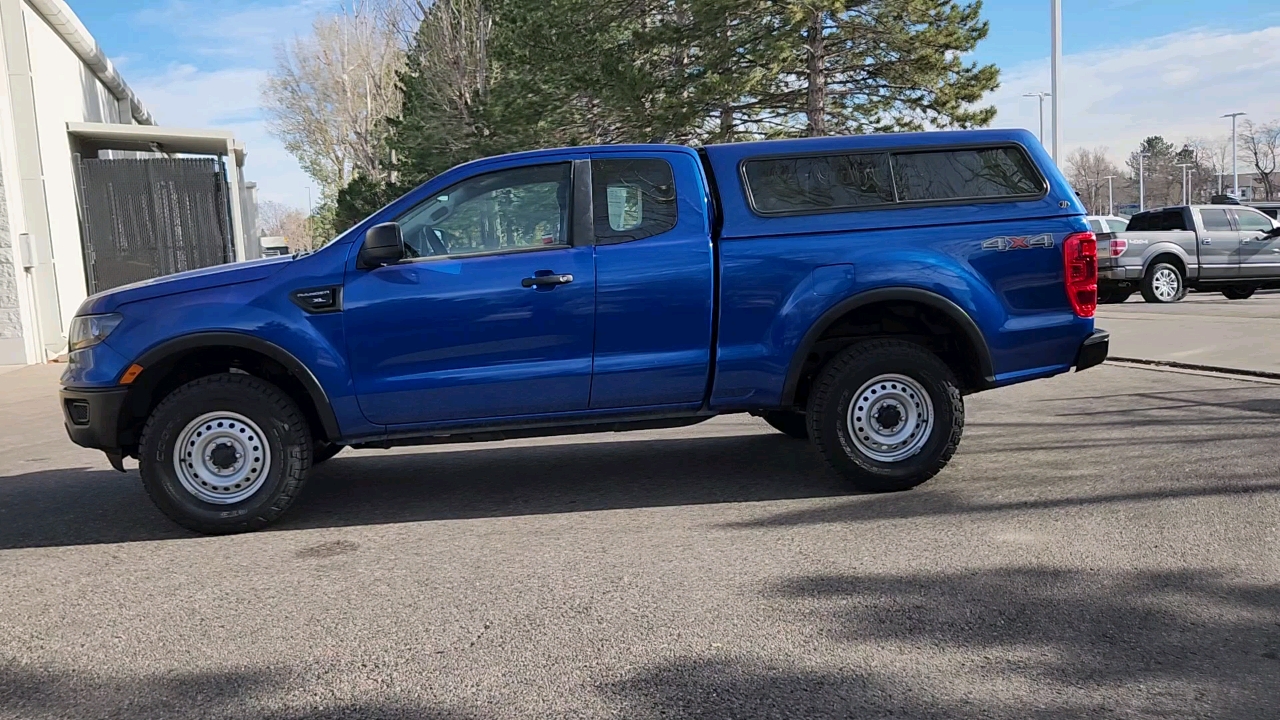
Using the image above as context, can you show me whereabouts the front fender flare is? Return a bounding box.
[780,286,995,405]
[132,331,342,441]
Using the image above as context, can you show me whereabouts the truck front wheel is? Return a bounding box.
[138,373,314,534]
[806,340,964,493]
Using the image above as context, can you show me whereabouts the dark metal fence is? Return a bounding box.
[76,157,234,293]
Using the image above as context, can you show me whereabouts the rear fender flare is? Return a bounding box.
[780,287,995,405]
[1142,243,1195,279]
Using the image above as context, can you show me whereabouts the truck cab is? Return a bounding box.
[60,129,1107,533]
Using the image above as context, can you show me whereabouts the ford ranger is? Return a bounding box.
[60,129,1109,533]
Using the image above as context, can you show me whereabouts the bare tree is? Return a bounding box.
[257,201,313,251]
[262,2,406,198]
[401,0,493,158]
[1241,120,1280,201]
[1193,136,1234,196]
[1066,147,1122,215]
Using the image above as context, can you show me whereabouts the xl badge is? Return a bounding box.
[982,233,1054,251]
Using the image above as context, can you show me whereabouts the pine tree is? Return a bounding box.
[762,0,999,137]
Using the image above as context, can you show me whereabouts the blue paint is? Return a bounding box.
[62,129,1097,451]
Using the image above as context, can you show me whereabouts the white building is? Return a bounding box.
[0,0,252,365]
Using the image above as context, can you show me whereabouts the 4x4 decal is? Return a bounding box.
[982,233,1054,251]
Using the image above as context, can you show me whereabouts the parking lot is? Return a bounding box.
[3,305,1280,718]
[1100,291,1280,373]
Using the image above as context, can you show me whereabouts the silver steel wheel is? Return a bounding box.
[172,411,271,505]
[846,374,935,463]
[1151,267,1180,302]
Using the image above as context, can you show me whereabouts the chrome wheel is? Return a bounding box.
[846,374,934,463]
[1151,267,1180,302]
[172,411,271,505]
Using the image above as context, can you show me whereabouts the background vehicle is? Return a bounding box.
[60,129,1107,533]
[1098,204,1280,303]
[1087,215,1129,234]
[1248,202,1280,220]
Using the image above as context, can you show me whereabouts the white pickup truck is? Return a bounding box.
[1097,204,1280,303]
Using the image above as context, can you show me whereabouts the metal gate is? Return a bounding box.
[76,157,234,294]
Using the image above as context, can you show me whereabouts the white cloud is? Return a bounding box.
[129,64,315,209]
[990,26,1280,165]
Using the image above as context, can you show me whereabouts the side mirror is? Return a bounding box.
[1266,225,1280,240]
[357,222,404,269]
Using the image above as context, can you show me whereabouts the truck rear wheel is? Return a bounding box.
[806,340,964,493]
[1222,286,1256,300]
[760,410,809,439]
[1141,262,1185,303]
[138,373,313,534]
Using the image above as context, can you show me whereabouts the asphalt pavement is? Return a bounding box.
[2,354,1279,719]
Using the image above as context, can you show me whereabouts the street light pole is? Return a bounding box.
[1177,163,1194,205]
[1103,175,1116,215]
[1050,0,1062,164]
[1223,112,1246,198]
[1023,92,1051,145]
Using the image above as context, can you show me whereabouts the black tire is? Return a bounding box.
[1140,262,1186,303]
[138,373,313,534]
[1222,286,1256,300]
[806,340,964,493]
[1098,289,1133,304]
[760,410,809,439]
[313,442,345,464]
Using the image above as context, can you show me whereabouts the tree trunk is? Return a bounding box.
[719,106,734,140]
[804,8,826,137]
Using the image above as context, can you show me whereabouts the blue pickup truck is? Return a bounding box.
[60,129,1108,533]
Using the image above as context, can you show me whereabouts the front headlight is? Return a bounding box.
[68,313,122,352]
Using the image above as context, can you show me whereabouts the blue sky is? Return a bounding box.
[71,0,1280,209]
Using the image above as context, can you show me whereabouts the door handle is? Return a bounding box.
[1241,236,1251,243]
[521,273,573,288]
[1202,238,1212,245]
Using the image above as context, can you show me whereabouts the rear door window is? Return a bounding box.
[891,147,1044,203]
[1106,218,1128,232]
[591,158,678,243]
[742,153,893,215]
[1200,209,1233,232]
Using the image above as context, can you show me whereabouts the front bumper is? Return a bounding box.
[60,385,129,452]
[1074,329,1110,372]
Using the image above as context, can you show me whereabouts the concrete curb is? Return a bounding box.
[1108,357,1280,385]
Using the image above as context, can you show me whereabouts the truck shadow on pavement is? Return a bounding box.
[0,433,845,549]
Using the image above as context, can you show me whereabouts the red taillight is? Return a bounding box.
[1109,238,1128,257]
[1064,231,1097,318]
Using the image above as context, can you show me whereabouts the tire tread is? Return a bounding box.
[138,373,312,534]
[807,339,963,492]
